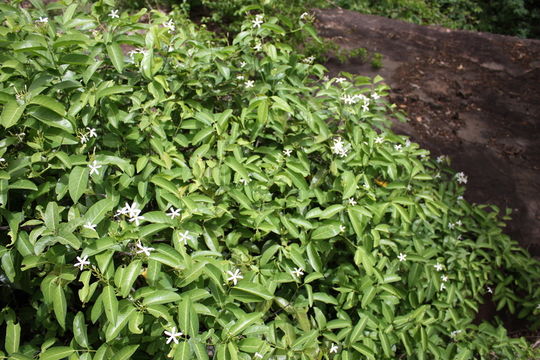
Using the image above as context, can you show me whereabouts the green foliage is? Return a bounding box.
[0,1,540,360]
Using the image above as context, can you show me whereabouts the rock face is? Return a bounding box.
[314,9,540,256]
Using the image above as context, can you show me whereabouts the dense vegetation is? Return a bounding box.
[1,1,540,360]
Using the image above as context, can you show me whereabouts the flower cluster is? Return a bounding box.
[116,201,145,226]
[340,93,371,111]
[331,137,349,157]
[456,171,468,184]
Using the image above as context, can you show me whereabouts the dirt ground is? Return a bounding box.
[314,8,540,259]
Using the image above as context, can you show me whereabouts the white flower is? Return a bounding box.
[240,61,246,68]
[252,17,263,28]
[341,94,358,105]
[74,255,90,270]
[371,92,380,100]
[440,283,446,291]
[434,172,441,178]
[236,75,245,80]
[441,274,449,282]
[0,158,5,163]
[348,197,357,206]
[227,269,243,285]
[300,12,310,20]
[80,134,89,144]
[457,195,464,200]
[124,202,142,218]
[455,220,462,226]
[129,214,145,226]
[405,139,411,147]
[303,56,315,64]
[164,19,175,33]
[167,207,181,219]
[331,137,348,157]
[88,160,102,175]
[36,17,48,23]
[245,80,255,89]
[361,103,369,112]
[456,172,468,184]
[283,148,293,157]
[240,178,249,185]
[394,144,402,151]
[398,253,407,262]
[334,77,346,84]
[450,330,462,338]
[434,263,443,271]
[164,327,183,344]
[178,230,190,244]
[487,286,493,294]
[374,136,384,144]
[83,222,97,231]
[135,241,154,256]
[291,267,304,277]
[457,234,463,241]
[254,353,264,359]
[339,225,346,233]
[253,43,262,51]
[362,183,370,190]
[108,9,119,19]
[87,127,97,138]
[448,222,455,229]
[330,343,339,353]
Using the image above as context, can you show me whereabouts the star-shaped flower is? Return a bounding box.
[236,75,245,80]
[436,155,446,163]
[300,12,310,20]
[240,61,246,68]
[123,202,141,218]
[440,283,446,291]
[0,158,5,163]
[80,134,89,144]
[253,43,262,51]
[240,178,250,185]
[456,172,468,184]
[339,225,346,233]
[434,263,443,271]
[164,327,183,344]
[441,274,449,282]
[88,160,102,175]
[374,136,384,144]
[227,269,243,285]
[371,92,380,100]
[74,255,90,270]
[129,214,145,226]
[450,330,462,338]
[135,241,154,256]
[291,267,304,277]
[487,286,493,294]
[108,9,119,19]
[334,77,346,84]
[178,230,190,244]
[245,80,255,89]
[166,207,181,219]
[164,19,175,32]
[36,16,48,23]
[87,127,97,138]
[283,148,293,157]
[331,137,348,157]
[398,253,407,262]
[348,198,357,206]
[330,343,339,353]
[361,103,369,112]
[83,222,97,231]
[394,144,402,151]
[252,17,263,28]
[405,139,411,147]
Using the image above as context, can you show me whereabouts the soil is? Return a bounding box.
[313,8,540,259]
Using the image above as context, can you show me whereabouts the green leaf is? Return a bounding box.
[142,290,181,306]
[318,204,345,219]
[115,345,139,360]
[0,100,25,129]
[95,85,131,101]
[73,312,89,348]
[174,342,191,360]
[224,156,250,180]
[231,281,273,302]
[44,202,60,233]
[311,223,340,240]
[39,347,74,360]
[53,283,66,328]
[5,320,21,354]
[178,297,199,336]
[103,285,118,324]
[68,166,89,203]
[120,260,141,298]
[84,198,116,225]
[342,171,357,199]
[229,312,263,336]
[106,42,125,73]
[28,95,66,117]
[105,304,136,342]
[8,179,38,191]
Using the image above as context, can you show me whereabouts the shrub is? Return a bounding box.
[0,1,539,359]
